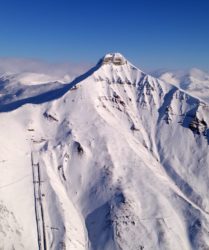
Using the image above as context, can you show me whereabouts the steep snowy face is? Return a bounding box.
[1,53,209,250]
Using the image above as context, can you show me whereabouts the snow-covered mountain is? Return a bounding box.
[1,53,209,250]
[152,68,209,103]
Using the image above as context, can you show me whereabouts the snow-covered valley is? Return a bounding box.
[1,53,209,250]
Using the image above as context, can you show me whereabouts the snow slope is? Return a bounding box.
[1,53,209,250]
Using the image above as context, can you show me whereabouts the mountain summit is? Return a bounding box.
[1,54,209,250]
[100,52,127,65]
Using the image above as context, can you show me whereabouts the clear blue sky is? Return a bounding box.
[0,0,209,70]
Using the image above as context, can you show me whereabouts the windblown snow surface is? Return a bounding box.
[1,53,209,250]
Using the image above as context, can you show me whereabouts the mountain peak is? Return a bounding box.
[99,52,127,66]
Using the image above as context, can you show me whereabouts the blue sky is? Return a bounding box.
[0,0,209,70]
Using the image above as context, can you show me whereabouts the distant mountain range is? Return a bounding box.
[151,68,209,103]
